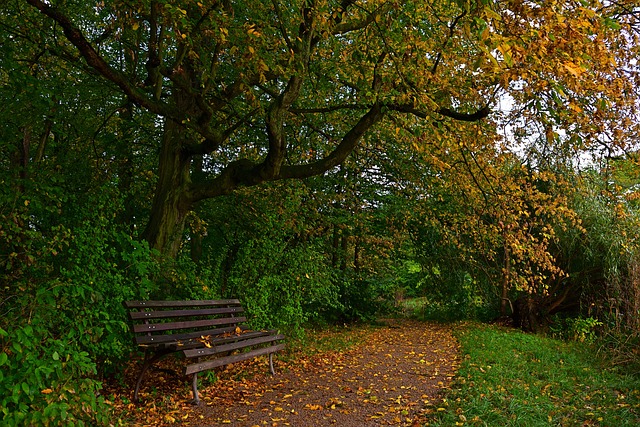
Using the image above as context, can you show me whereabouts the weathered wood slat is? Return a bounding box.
[183,334,285,358]
[185,344,286,376]
[129,306,244,320]
[141,330,272,349]
[132,316,247,333]
[135,325,243,345]
[200,330,274,346]
[124,299,241,308]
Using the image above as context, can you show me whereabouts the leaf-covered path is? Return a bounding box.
[189,320,460,426]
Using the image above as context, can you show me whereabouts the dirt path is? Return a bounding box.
[188,320,460,426]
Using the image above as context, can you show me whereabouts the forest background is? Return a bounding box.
[1,0,640,425]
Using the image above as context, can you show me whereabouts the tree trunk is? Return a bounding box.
[141,118,193,257]
[513,296,544,333]
[500,245,511,316]
[513,292,579,333]
[189,155,205,263]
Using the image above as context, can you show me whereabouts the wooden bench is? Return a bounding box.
[123,299,285,404]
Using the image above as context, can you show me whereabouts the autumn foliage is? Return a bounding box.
[2,0,640,425]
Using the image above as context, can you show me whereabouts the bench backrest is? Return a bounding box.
[123,299,247,347]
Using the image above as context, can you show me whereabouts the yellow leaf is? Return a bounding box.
[304,404,323,410]
[569,102,583,113]
[497,44,513,67]
[563,62,584,77]
[41,389,53,394]
[132,22,139,31]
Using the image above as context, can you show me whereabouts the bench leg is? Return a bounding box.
[133,350,170,403]
[191,373,200,405]
[269,353,276,375]
[134,353,155,402]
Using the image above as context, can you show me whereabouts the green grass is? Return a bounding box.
[427,324,640,426]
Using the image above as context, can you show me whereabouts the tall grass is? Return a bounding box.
[427,324,640,426]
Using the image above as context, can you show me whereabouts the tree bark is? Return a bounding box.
[500,245,511,316]
[141,119,193,257]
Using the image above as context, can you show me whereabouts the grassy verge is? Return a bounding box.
[427,324,640,426]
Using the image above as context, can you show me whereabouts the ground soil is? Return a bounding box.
[108,319,460,426]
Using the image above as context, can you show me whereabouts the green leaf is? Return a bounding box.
[0,352,7,366]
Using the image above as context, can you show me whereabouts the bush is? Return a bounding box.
[224,238,340,334]
[54,223,159,373]
[332,276,397,323]
[1,190,159,425]
[550,315,603,343]
[0,323,108,426]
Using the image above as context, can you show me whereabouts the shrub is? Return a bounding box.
[550,315,603,343]
[1,190,158,425]
[0,323,108,426]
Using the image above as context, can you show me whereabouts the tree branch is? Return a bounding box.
[26,0,174,119]
[279,104,384,179]
[187,104,384,202]
[431,11,467,74]
[332,1,387,35]
[290,103,369,114]
[388,103,491,122]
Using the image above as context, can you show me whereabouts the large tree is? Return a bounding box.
[12,0,638,256]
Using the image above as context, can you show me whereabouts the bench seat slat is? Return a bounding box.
[125,299,241,309]
[136,325,245,345]
[135,328,273,348]
[133,316,247,333]
[183,334,286,358]
[129,306,244,320]
[200,329,275,346]
[185,344,286,376]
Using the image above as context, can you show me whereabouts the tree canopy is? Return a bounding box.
[9,0,636,256]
